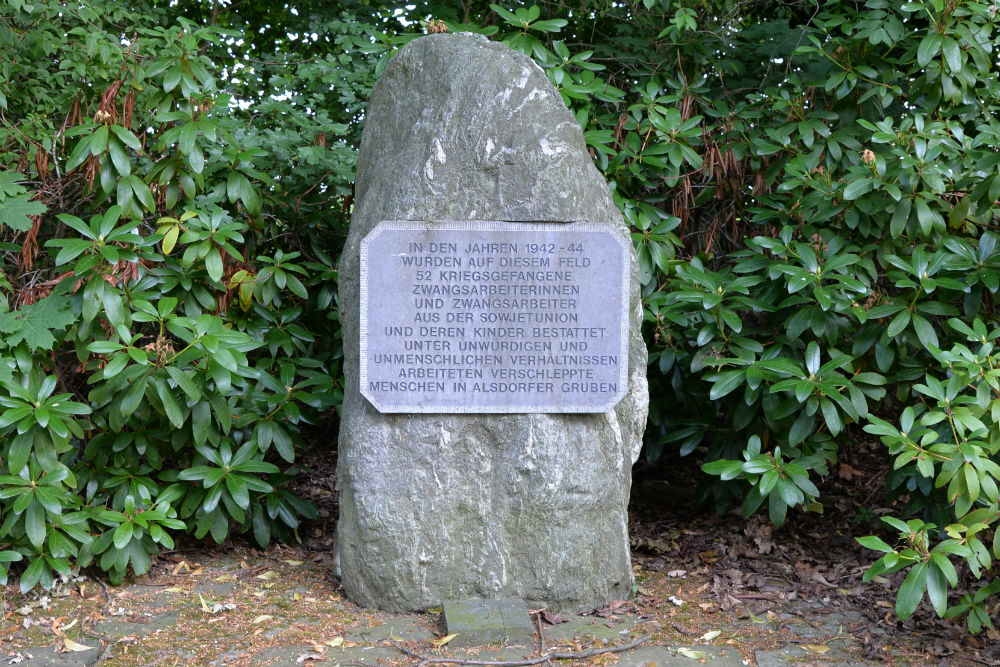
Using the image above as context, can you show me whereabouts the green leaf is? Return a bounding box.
[113,521,133,550]
[890,199,911,237]
[857,535,894,553]
[0,295,75,351]
[820,398,842,435]
[19,556,47,594]
[887,310,911,338]
[129,175,155,211]
[121,374,149,417]
[205,248,224,282]
[926,560,948,616]
[166,366,201,401]
[179,122,198,154]
[708,370,745,400]
[0,192,46,232]
[65,136,92,172]
[25,501,46,550]
[941,37,961,72]
[252,504,270,548]
[805,341,820,376]
[89,125,109,155]
[896,561,928,619]
[225,475,250,509]
[843,178,873,200]
[914,198,935,235]
[162,225,180,255]
[110,125,142,150]
[108,136,131,176]
[911,314,938,350]
[917,32,942,67]
[153,377,185,428]
[8,431,32,473]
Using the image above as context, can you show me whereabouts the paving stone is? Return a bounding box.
[755,646,881,667]
[613,644,746,667]
[251,643,403,666]
[444,598,536,647]
[353,615,437,643]
[95,610,180,639]
[539,612,640,643]
[7,646,99,667]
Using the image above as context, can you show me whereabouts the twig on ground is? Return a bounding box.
[387,635,650,666]
[529,611,551,667]
[81,571,117,662]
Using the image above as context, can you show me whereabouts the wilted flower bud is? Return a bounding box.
[426,19,448,34]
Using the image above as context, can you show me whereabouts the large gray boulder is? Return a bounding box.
[336,32,648,612]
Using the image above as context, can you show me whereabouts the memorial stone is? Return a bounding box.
[337,32,649,611]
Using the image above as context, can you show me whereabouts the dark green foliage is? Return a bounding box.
[3,0,1000,635]
[413,0,1000,633]
[0,0,369,589]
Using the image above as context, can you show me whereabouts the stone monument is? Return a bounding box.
[337,32,648,612]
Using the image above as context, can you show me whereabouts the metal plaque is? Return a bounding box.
[359,221,630,413]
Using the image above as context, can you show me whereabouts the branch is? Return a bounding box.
[387,635,650,666]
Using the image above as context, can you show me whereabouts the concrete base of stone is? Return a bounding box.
[443,598,536,647]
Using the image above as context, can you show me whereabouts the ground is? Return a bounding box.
[1,436,998,666]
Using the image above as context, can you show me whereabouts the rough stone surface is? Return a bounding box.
[443,598,535,647]
[14,646,99,667]
[336,32,649,612]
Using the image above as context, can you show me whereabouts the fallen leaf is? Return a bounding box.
[172,560,190,576]
[296,653,324,663]
[293,593,303,601]
[325,638,344,647]
[541,611,564,625]
[430,633,458,647]
[699,630,721,642]
[610,599,638,614]
[284,560,304,566]
[253,615,273,624]
[677,648,709,659]
[256,571,277,580]
[837,463,861,480]
[165,586,185,593]
[427,606,443,614]
[800,644,830,654]
[199,594,212,612]
[63,638,94,652]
